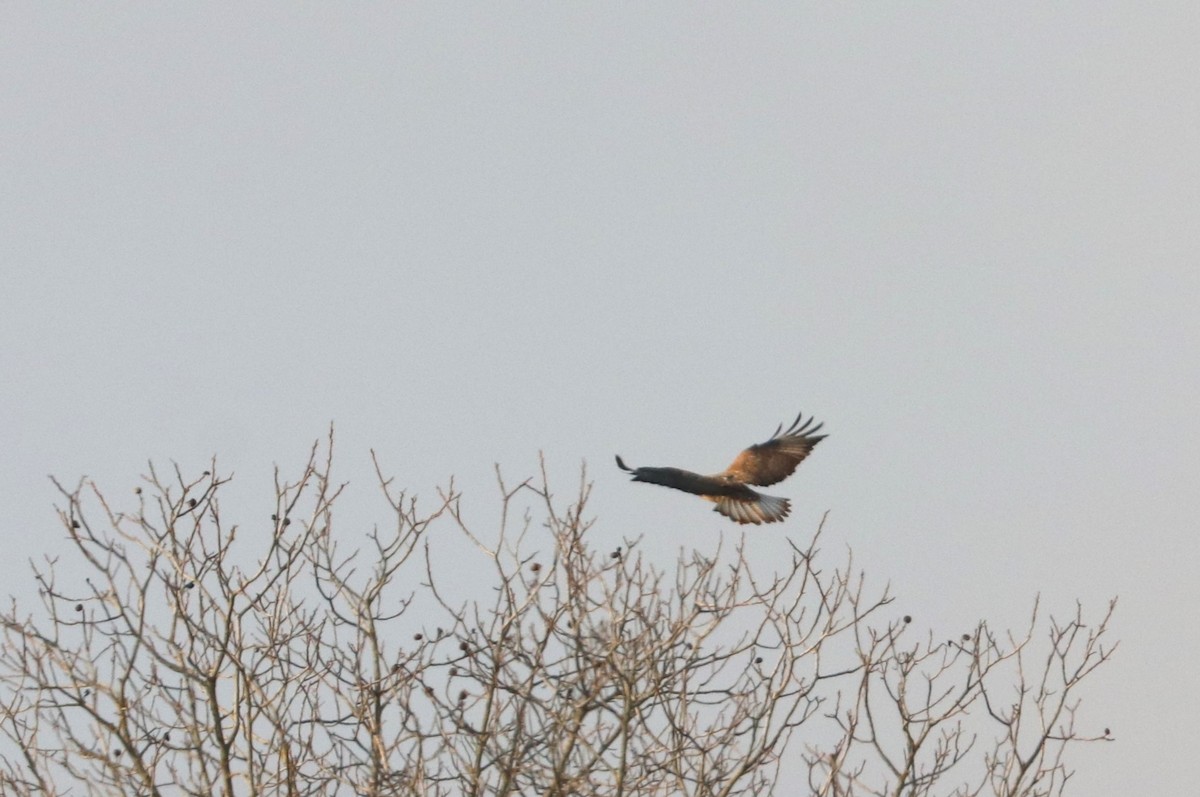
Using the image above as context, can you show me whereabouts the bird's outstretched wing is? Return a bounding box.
[615,457,744,498]
[615,456,792,524]
[720,412,827,487]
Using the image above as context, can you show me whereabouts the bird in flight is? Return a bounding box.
[615,412,826,525]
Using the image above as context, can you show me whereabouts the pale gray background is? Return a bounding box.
[2,5,1196,794]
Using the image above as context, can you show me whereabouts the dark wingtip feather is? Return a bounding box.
[787,410,805,435]
[615,455,632,472]
[769,411,817,441]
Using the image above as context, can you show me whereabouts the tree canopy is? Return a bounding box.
[0,437,1115,796]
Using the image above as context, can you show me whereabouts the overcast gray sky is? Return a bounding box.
[2,5,1197,793]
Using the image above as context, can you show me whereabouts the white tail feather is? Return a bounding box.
[714,492,790,525]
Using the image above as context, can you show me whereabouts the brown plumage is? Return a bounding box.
[615,412,826,525]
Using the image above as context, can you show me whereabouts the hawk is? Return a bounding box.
[615,412,826,525]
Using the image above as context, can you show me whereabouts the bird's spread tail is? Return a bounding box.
[714,492,790,525]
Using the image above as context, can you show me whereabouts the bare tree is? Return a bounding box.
[0,435,1115,796]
